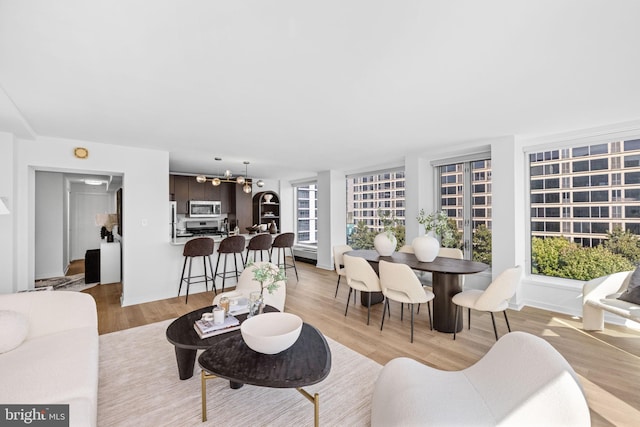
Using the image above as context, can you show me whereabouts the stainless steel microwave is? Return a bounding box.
[188,200,221,217]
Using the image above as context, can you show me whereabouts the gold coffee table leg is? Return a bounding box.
[297,388,320,427]
[201,371,217,422]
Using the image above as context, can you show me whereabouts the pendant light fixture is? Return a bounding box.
[212,157,222,186]
[241,161,251,193]
[195,158,261,194]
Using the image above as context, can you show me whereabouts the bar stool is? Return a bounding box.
[244,233,273,266]
[270,232,298,281]
[214,235,246,292]
[178,237,215,304]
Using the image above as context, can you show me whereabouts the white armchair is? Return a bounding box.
[371,331,590,426]
[212,261,286,312]
[582,270,639,331]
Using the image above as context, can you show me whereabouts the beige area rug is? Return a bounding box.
[98,319,382,426]
[34,273,98,292]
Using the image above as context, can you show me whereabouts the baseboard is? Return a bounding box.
[294,255,317,265]
[293,246,317,265]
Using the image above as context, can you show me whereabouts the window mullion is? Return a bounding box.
[463,163,472,259]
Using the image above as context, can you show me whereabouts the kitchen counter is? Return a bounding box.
[169,232,280,298]
[169,233,274,246]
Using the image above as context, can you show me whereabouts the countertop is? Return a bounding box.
[169,233,275,246]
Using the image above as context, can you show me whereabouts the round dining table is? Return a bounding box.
[345,249,489,333]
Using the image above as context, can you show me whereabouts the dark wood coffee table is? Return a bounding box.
[165,304,278,380]
[198,322,331,426]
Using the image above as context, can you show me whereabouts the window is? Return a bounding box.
[437,158,492,265]
[626,172,640,184]
[529,138,640,280]
[626,189,640,201]
[294,183,317,246]
[346,169,406,249]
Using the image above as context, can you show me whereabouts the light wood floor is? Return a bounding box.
[82,259,640,426]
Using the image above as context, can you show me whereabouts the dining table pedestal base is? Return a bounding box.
[360,291,384,307]
[432,272,464,333]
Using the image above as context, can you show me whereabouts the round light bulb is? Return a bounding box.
[224,170,232,178]
[196,175,207,183]
[212,177,221,186]
[236,176,245,185]
[243,183,252,193]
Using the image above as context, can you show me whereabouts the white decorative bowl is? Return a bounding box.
[259,224,268,232]
[263,194,273,203]
[240,312,303,354]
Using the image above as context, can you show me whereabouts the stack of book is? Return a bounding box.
[194,315,240,339]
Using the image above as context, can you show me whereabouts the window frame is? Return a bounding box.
[293,181,318,247]
[431,151,492,263]
[524,132,640,280]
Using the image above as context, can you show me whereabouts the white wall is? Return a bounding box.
[34,171,64,279]
[68,181,116,261]
[9,135,172,306]
[404,155,432,243]
[490,136,527,307]
[316,170,346,270]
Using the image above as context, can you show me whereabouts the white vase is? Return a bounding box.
[374,232,397,256]
[412,235,440,262]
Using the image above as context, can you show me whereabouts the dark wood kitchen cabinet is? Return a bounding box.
[172,175,190,214]
[233,184,253,231]
[203,182,221,201]
[220,182,232,213]
[170,175,243,216]
[188,178,205,201]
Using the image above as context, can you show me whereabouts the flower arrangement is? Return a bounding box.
[246,260,286,296]
[416,209,456,247]
[377,208,397,239]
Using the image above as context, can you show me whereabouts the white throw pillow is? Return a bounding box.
[0,310,29,354]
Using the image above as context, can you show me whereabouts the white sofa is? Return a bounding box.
[0,291,99,427]
[582,270,640,331]
[371,331,590,426]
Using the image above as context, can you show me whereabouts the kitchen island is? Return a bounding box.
[169,233,278,246]
[169,233,278,298]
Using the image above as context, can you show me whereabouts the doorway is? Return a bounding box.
[34,171,123,280]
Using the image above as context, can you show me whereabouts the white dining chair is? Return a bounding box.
[333,245,353,298]
[452,265,523,340]
[343,254,382,325]
[379,260,434,343]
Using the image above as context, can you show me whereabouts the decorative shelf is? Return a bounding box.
[253,191,280,232]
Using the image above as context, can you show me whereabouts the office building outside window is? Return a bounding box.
[346,170,406,249]
[529,139,640,280]
[295,183,317,245]
[438,159,492,264]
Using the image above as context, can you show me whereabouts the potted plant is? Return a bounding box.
[246,260,286,316]
[374,209,398,256]
[413,209,455,262]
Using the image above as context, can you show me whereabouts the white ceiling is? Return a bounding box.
[1,1,640,181]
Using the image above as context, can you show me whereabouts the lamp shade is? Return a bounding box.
[96,213,118,231]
